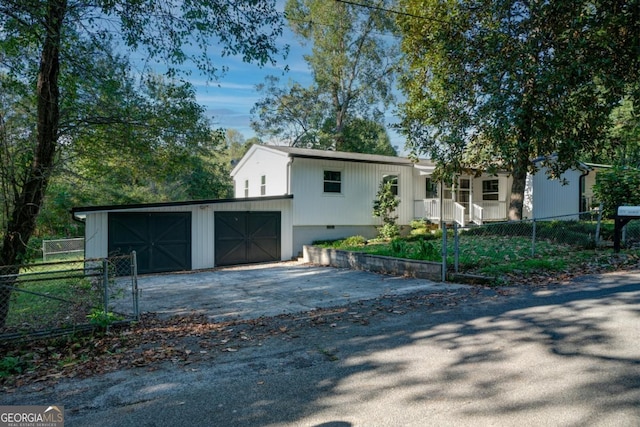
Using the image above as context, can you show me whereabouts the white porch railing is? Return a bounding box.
[415,199,467,226]
[471,201,508,224]
[453,203,466,227]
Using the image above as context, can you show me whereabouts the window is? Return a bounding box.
[244,180,249,198]
[383,175,399,196]
[482,179,499,201]
[323,171,342,193]
[425,178,438,198]
[260,175,266,196]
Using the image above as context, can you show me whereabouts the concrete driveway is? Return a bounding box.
[136,261,466,321]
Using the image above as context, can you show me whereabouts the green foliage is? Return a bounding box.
[0,356,26,378]
[252,0,400,152]
[87,309,122,329]
[416,238,438,260]
[397,0,637,218]
[373,181,400,238]
[594,166,640,218]
[341,235,367,247]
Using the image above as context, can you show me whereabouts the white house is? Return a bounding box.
[72,145,601,274]
[231,145,520,242]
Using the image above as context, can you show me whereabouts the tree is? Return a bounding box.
[252,0,400,153]
[593,166,640,218]
[373,180,401,238]
[0,0,285,327]
[397,0,639,219]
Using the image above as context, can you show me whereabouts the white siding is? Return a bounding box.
[528,167,582,219]
[231,146,290,198]
[79,198,293,270]
[289,158,416,226]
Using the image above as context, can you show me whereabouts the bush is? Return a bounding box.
[378,223,400,239]
[341,235,367,247]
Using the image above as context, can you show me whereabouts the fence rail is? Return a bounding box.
[0,252,138,341]
[42,238,84,261]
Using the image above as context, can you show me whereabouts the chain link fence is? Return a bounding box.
[42,238,84,261]
[443,212,640,280]
[0,252,138,341]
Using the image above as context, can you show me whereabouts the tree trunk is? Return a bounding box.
[0,0,66,328]
[509,167,528,220]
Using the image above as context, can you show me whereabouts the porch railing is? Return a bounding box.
[453,202,466,227]
[471,201,508,224]
[415,199,467,226]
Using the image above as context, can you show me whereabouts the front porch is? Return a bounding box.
[414,199,509,226]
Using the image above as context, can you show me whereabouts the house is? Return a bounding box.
[71,145,601,274]
[230,145,517,236]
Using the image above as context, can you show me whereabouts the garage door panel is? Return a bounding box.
[215,212,280,267]
[109,212,191,274]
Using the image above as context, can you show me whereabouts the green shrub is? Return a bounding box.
[416,239,438,260]
[390,238,408,257]
[378,223,400,239]
[341,235,367,247]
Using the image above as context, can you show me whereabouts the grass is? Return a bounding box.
[314,219,640,283]
[2,261,103,331]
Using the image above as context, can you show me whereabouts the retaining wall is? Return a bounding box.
[303,245,442,281]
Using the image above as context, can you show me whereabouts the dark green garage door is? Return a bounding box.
[108,212,191,274]
[215,212,281,267]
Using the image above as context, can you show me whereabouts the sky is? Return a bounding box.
[179,2,406,152]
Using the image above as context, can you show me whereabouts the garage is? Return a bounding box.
[72,195,293,272]
[108,212,192,274]
[215,211,281,267]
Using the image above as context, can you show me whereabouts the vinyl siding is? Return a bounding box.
[231,146,290,198]
[289,158,415,226]
[528,167,582,219]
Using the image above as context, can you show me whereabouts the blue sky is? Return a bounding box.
[180,3,405,152]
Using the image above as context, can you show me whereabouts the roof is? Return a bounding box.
[71,195,294,218]
[260,145,422,166]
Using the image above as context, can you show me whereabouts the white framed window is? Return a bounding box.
[260,175,266,196]
[383,174,399,196]
[482,179,499,201]
[244,180,249,198]
[323,170,342,193]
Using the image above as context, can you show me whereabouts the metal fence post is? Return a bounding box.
[131,251,139,320]
[102,258,109,332]
[595,202,603,246]
[531,219,537,257]
[441,222,447,282]
[454,222,459,273]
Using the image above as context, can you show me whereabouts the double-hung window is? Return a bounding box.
[260,175,266,196]
[244,180,249,198]
[482,179,499,201]
[323,171,342,193]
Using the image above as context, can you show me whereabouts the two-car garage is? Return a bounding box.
[73,196,293,274]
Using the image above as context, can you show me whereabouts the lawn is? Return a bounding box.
[314,219,640,283]
[2,261,103,332]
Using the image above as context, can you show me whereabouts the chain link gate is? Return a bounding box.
[0,252,138,341]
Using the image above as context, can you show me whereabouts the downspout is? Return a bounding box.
[286,156,294,195]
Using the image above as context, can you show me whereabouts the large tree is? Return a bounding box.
[397,0,639,219]
[0,0,285,326]
[252,0,400,153]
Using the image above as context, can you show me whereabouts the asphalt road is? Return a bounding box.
[3,268,639,426]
